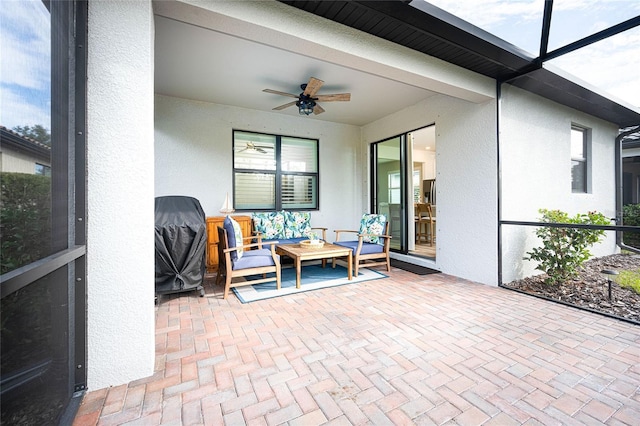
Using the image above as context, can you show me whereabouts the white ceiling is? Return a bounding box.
[154,14,440,128]
[153,3,442,148]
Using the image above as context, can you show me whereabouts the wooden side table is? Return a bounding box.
[205,215,252,273]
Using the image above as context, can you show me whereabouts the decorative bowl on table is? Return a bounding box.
[300,239,325,249]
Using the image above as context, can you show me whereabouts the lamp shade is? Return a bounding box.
[296,99,315,115]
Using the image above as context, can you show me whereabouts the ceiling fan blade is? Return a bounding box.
[273,101,297,111]
[263,89,298,98]
[238,147,249,152]
[315,93,351,102]
[256,148,267,154]
[313,104,325,115]
[303,77,324,97]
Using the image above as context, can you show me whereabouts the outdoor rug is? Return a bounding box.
[390,259,441,275]
[232,260,387,303]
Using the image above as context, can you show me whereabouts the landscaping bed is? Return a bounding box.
[504,253,640,324]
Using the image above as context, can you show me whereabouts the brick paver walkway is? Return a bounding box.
[74,266,640,425]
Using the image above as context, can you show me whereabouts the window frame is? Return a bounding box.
[35,163,52,177]
[388,171,401,204]
[0,0,87,422]
[571,124,590,193]
[232,130,320,211]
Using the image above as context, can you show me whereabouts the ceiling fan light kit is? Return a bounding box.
[263,77,351,117]
[296,98,316,115]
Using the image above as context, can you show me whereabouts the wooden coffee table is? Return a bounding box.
[275,242,353,289]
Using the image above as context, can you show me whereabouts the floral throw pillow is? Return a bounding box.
[283,211,312,239]
[223,216,243,260]
[359,214,387,244]
[251,211,285,240]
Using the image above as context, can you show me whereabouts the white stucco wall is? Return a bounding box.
[87,1,155,390]
[363,95,499,286]
[500,85,619,283]
[0,149,44,174]
[154,95,364,233]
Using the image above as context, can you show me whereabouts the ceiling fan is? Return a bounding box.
[263,77,351,115]
[237,142,273,154]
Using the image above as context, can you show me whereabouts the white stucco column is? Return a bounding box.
[86,0,155,390]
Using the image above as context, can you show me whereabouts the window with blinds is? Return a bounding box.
[571,125,590,193]
[233,131,319,210]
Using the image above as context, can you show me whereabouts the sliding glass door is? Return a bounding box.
[371,125,436,259]
[371,136,407,252]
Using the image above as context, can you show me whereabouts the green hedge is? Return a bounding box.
[1,172,51,275]
[623,204,640,249]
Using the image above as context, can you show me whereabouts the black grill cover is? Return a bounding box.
[154,196,206,295]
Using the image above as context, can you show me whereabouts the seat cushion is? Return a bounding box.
[359,214,387,244]
[232,249,278,270]
[252,211,286,240]
[223,216,243,260]
[334,241,384,255]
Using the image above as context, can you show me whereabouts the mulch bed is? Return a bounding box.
[504,253,640,324]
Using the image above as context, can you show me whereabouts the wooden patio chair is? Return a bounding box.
[215,224,281,299]
[332,213,391,276]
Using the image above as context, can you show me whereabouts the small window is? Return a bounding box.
[388,171,401,203]
[35,163,51,177]
[233,130,319,210]
[571,125,589,193]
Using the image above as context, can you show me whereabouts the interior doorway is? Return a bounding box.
[371,125,436,260]
[409,126,436,259]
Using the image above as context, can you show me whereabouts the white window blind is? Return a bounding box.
[235,173,276,210]
[281,137,318,172]
[282,175,317,209]
[233,131,319,210]
[571,126,588,193]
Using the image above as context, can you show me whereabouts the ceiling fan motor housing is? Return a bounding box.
[263,77,349,115]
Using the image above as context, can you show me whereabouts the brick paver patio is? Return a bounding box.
[73,265,640,425]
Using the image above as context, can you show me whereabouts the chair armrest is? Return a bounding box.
[334,229,359,241]
[311,227,327,241]
[358,233,391,240]
[223,240,278,254]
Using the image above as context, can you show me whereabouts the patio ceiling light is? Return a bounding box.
[296,98,315,115]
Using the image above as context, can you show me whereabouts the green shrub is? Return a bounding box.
[622,203,640,248]
[1,172,51,274]
[524,209,609,285]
